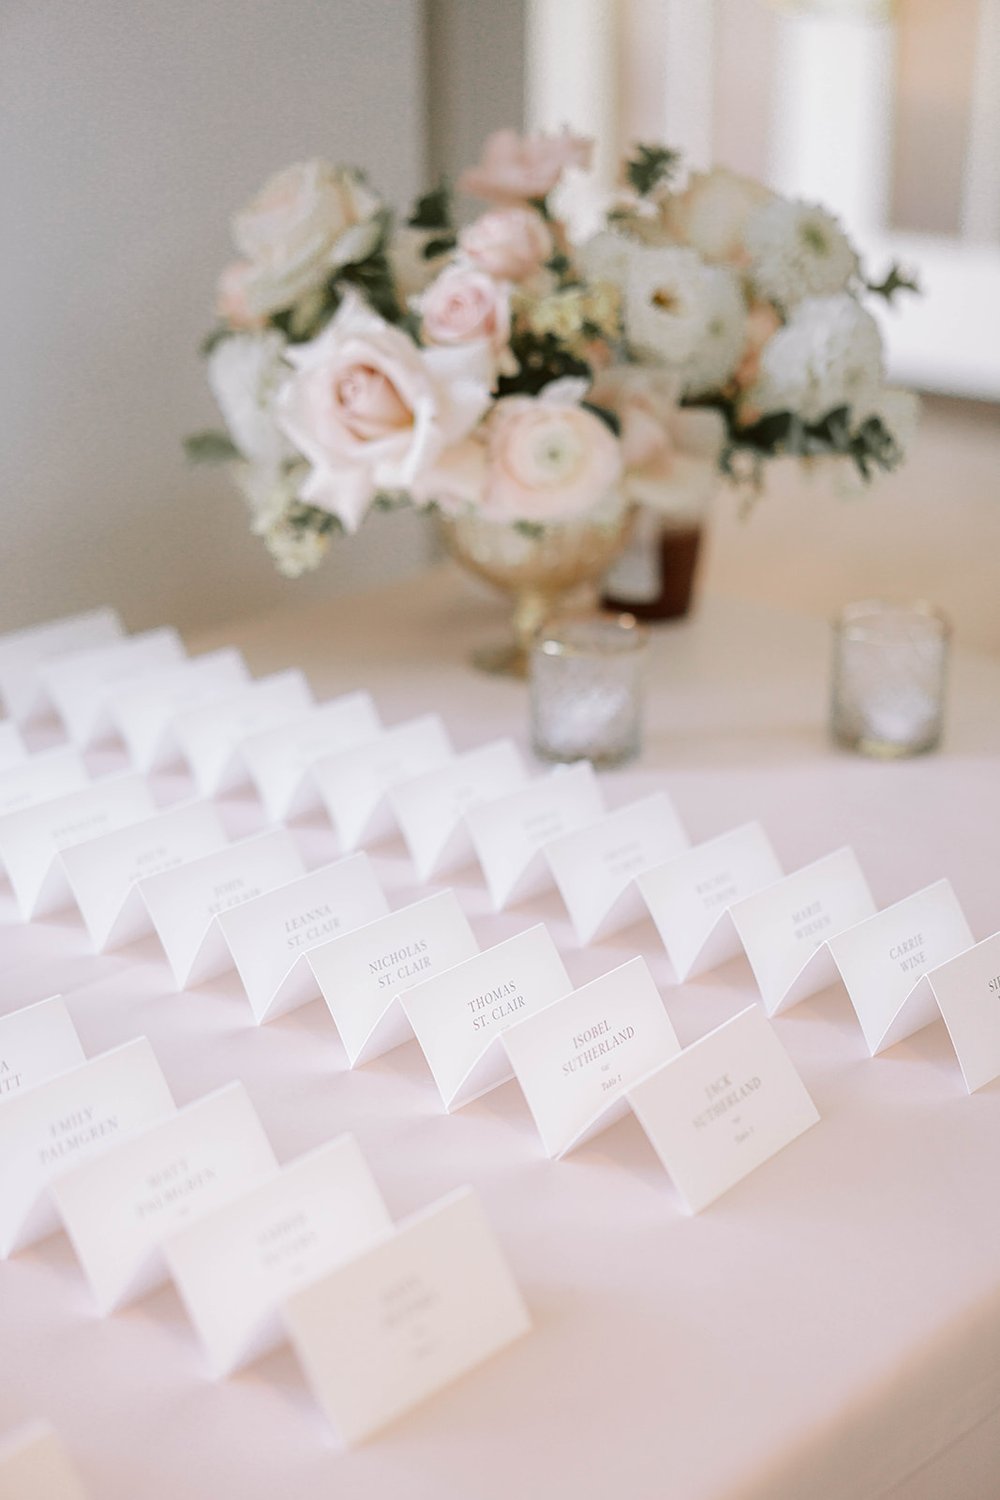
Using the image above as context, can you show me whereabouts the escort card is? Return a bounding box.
[241,692,382,823]
[401,924,571,1111]
[0,996,85,1100]
[309,890,479,1066]
[0,773,156,919]
[729,847,877,1015]
[59,800,228,951]
[312,713,453,851]
[465,762,605,910]
[544,791,690,945]
[0,721,26,773]
[502,957,681,1157]
[0,746,88,819]
[0,605,123,723]
[51,1082,277,1314]
[282,1186,530,1445]
[39,627,186,746]
[390,739,527,882]
[139,828,305,988]
[170,670,315,797]
[917,931,1000,1093]
[627,1005,820,1214]
[0,1423,90,1500]
[107,648,250,771]
[217,854,390,1023]
[825,879,974,1056]
[0,1037,175,1257]
[164,1134,392,1376]
[638,823,783,981]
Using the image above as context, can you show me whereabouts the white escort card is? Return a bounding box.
[0,722,26,773]
[309,889,479,1066]
[544,791,690,945]
[0,1423,90,1500]
[170,670,315,797]
[626,1005,820,1214]
[825,879,974,1056]
[282,1186,530,1445]
[59,800,229,951]
[0,1037,175,1257]
[138,828,305,989]
[217,854,389,1023]
[106,648,250,771]
[312,713,453,851]
[241,692,382,824]
[0,746,88,819]
[401,925,571,1111]
[914,931,1000,1093]
[729,847,877,1015]
[39,627,186,746]
[638,822,783,981]
[465,762,605,911]
[502,957,681,1158]
[0,773,156,919]
[0,605,123,723]
[0,996,85,1100]
[51,1082,277,1314]
[164,1134,392,1376]
[390,739,527,882]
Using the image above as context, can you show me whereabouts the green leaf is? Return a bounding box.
[408,182,453,230]
[184,430,240,464]
[514,520,546,540]
[865,261,921,302]
[625,143,681,198]
[422,234,457,260]
[581,400,620,437]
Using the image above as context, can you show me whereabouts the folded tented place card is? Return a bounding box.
[241,693,382,823]
[0,722,26,773]
[390,739,527,882]
[401,924,571,1111]
[0,1037,175,1257]
[638,823,783,980]
[139,828,306,989]
[282,1186,530,1445]
[170,670,314,796]
[51,1083,277,1314]
[312,713,453,852]
[0,606,123,723]
[0,773,156,919]
[0,747,88,820]
[544,792,690,945]
[503,956,681,1157]
[915,931,1000,1092]
[466,762,605,911]
[217,854,389,1023]
[729,847,877,1015]
[39,627,186,746]
[106,648,250,771]
[825,879,974,1055]
[309,889,479,1065]
[0,1423,90,1500]
[164,1134,392,1376]
[60,801,228,951]
[626,1005,820,1214]
[0,996,85,1100]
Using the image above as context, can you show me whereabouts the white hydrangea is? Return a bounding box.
[207,331,291,474]
[750,293,884,424]
[624,244,712,364]
[744,197,859,308]
[679,266,746,396]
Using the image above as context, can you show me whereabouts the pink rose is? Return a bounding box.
[215,261,266,330]
[418,264,511,364]
[458,207,553,281]
[591,367,724,519]
[458,129,593,205]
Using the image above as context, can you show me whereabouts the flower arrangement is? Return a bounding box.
[188,131,919,577]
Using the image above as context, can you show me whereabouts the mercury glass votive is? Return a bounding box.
[831,601,950,758]
[530,613,649,768]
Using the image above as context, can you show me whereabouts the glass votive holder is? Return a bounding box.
[831,600,950,758]
[530,613,649,768]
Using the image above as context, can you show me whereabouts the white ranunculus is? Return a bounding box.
[207,331,291,473]
[744,197,859,308]
[750,293,884,424]
[680,266,747,396]
[624,244,712,365]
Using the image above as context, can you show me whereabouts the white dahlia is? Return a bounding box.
[744,197,859,308]
[624,244,711,365]
[750,293,884,424]
[679,266,746,396]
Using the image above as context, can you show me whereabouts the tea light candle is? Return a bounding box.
[831,601,950,757]
[529,613,649,768]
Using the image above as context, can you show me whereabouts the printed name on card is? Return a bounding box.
[0,997,85,1101]
[312,713,453,852]
[390,739,527,883]
[919,931,1000,1093]
[0,722,27,773]
[0,773,156,920]
[638,823,783,981]
[0,605,123,723]
[164,1134,392,1376]
[0,1037,175,1258]
[51,1083,277,1314]
[0,747,88,821]
[282,1186,530,1445]
[308,889,479,1066]
[240,692,382,824]
[138,828,305,989]
[544,791,690,945]
[0,1423,90,1500]
[40,627,186,746]
[401,924,571,1111]
[729,847,877,1015]
[170,670,315,797]
[503,956,681,1158]
[465,762,605,911]
[107,648,250,771]
[626,1005,820,1214]
[217,853,389,1023]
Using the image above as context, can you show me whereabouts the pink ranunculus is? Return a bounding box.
[591,367,724,520]
[276,291,493,533]
[215,261,267,330]
[458,207,554,282]
[458,129,593,205]
[418,264,512,364]
[480,389,621,524]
